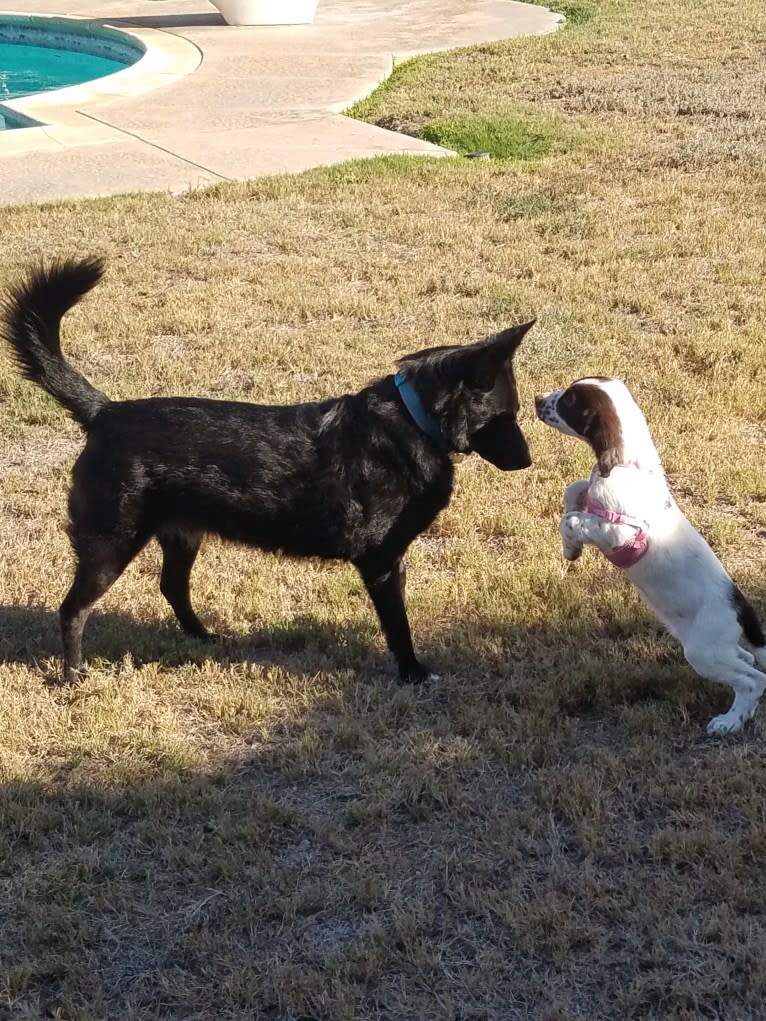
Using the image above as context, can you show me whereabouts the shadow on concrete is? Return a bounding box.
[106,12,224,29]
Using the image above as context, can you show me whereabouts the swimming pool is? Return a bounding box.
[0,42,133,101]
[0,15,144,127]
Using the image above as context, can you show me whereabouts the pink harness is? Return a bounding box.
[585,496,649,569]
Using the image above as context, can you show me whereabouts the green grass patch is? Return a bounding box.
[548,0,597,26]
[523,0,612,27]
[417,113,556,162]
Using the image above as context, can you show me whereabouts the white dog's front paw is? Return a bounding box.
[563,543,583,562]
[560,512,584,562]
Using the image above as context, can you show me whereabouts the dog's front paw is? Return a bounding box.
[200,631,226,645]
[399,661,441,685]
[56,663,88,686]
[560,512,584,562]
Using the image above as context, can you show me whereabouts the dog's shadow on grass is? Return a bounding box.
[0,603,381,680]
[0,600,735,725]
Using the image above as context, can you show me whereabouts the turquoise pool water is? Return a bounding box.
[0,42,129,101]
[0,15,144,129]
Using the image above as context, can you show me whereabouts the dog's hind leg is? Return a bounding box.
[356,556,438,684]
[683,624,766,735]
[157,528,212,641]
[60,539,141,683]
[703,664,765,735]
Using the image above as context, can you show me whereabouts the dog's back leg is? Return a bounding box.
[157,527,212,641]
[682,618,766,734]
[60,538,142,683]
[702,662,765,735]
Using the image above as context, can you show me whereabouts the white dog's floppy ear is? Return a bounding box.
[596,443,622,478]
[578,395,624,477]
[552,382,625,477]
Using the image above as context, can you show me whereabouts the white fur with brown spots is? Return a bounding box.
[536,377,766,735]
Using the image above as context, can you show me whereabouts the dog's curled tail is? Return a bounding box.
[0,257,110,428]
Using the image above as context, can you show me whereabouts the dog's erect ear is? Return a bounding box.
[470,320,535,391]
[470,415,532,471]
[491,320,536,352]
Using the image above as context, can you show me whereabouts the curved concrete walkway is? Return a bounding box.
[0,0,562,206]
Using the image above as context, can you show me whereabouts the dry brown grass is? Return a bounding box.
[2,0,766,1017]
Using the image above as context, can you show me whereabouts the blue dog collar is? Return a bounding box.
[394,372,451,453]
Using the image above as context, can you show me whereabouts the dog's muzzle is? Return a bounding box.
[471,414,532,471]
[534,391,562,425]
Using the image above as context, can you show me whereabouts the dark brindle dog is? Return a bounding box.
[1,258,532,682]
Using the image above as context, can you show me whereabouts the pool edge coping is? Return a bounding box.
[0,12,202,154]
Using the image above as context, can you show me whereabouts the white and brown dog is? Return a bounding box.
[535,376,766,735]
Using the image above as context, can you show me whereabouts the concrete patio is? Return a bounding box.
[0,0,562,206]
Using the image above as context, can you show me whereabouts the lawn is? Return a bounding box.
[1,0,766,1018]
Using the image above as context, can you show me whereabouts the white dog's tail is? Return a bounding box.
[733,585,766,659]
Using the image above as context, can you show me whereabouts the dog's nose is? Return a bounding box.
[534,394,546,410]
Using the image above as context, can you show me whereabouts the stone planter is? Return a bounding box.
[210,0,318,25]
